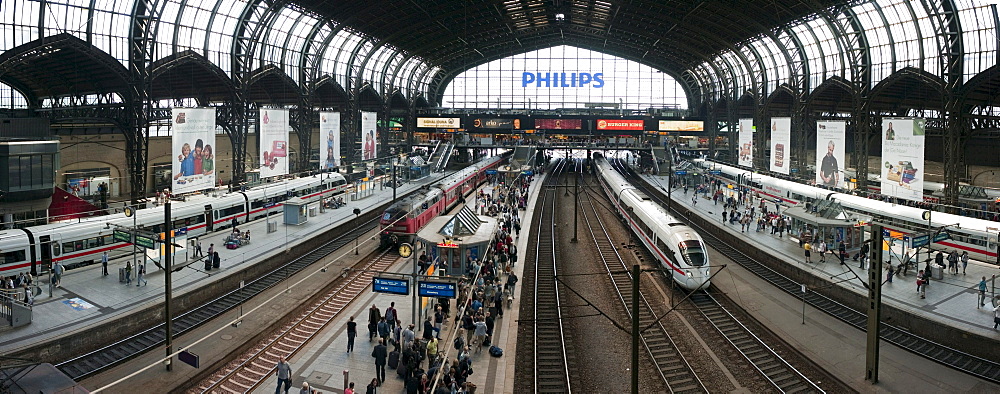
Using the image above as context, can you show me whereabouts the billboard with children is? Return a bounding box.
[361,111,377,161]
[738,118,753,168]
[260,109,289,178]
[320,112,341,169]
[881,117,926,202]
[171,108,216,194]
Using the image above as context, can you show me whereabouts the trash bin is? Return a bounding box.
[119,268,126,283]
[932,265,944,280]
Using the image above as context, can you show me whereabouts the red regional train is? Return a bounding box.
[379,155,506,246]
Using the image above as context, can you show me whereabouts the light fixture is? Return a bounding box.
[555,13,565,21]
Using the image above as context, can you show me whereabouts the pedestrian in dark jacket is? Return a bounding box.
[372,339,388,383]
[423,317,435,340]
[368,304,381,341]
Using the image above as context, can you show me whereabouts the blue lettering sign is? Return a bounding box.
[521,72,604,88]
[418,281,457,298]
[373,277,409,296]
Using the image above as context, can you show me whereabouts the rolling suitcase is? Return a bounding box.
[388,350,400,370]
[205,257,212,270]
[213,254,220,269]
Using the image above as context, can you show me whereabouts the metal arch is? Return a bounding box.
[126,0,161,202]
[771,25,811,175]
[230,0,289,184]
[278,9,313,81]
[344,36,376,92]
[85,0,97,43]
[921,0,966,206]
[828,6,872,190]
[171,0,192,56]
[799,19,829,84]
[869,1,897,73]
[203,0,230,57]
[387,52,419,97]
[378,48,405,95]
[299,19,334,90]
[408,62,433,102]
[293,17,335,173]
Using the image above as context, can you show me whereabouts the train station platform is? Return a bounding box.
[0,175,446,358]
[248,173,546,394]
[639,173,1000,344]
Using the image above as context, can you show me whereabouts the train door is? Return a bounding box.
[39,235,59,273]
[204,205,214,232]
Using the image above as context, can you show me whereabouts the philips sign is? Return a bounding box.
[522,72,605,88]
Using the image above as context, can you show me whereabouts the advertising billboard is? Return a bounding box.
[171,108,216,194]
[259,109,289,178]
[658,120,704,132]
[596,119,645,131]
[769,117,791,174]
[361,111,377,161]
[472,118,518,129]
[534,118,582,130]
[881,117,926,202]
[815,120,846,188]
[320,112,340,170]
[738,118,754,167]
[417,117,461,128]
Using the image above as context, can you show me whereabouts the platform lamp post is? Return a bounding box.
[353,208,362,255]
[164,200,174,371]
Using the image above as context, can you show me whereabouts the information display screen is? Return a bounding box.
[417,281,457,298]
[373,277,409,295]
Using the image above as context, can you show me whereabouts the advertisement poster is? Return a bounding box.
[534,118,582,130]
[320,112,340,170]
[259,109,289,178]
[769,117,791,174]
[815,120,846,188]
[881,118,926,202]
[738,118,754,168]
[171,108,216,194]
[361,111,377,161]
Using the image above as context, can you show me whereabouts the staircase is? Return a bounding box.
[431,142,454,172]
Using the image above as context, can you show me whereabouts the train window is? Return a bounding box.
[656,238,669,255]
[103,235,113,245]
[52,243,61,256]
[62,241,75,253]
[88,237,100,249]
[1,250,27,264]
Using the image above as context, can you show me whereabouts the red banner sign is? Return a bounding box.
[597,119,645,130]
[534,118,582,130]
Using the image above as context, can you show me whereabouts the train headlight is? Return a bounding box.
[686,271,693,278]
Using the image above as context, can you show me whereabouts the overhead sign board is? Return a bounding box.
[113,229,132,243]
[708,170,722,175]
[135,235,156,249]
[674,171,688,175]
[418,281,458,298]
[597,119,644,131]
[417,117,461,128]
[658,120,704,132]
[373,277,409,295]
[909,232,951,248]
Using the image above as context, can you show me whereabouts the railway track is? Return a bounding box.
[579,182,708,393]
[523,158,573,393]
[194,249,400,393]
[622,164,1000,385]
[55,217,379,381]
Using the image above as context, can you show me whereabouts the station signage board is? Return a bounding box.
[418,281,458,298]
[417,117,461,128]
[373,277,409,295]
[597,119,645,131]
[113,229,132,243]
[135,234,156,249]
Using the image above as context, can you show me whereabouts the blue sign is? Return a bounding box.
[373,277,409,295]
[674,170,687,175]
[708,170,722,175]
[176,227,188,236]
[521,72,605,88]
[910,231,951,248]
[934,231,950,242]
[486,170,498,175]
[790,168,799,173]
[522,170,534,176]
[418,281,457,298]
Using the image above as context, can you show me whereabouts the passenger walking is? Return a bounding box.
[124,261,132,285]
[345,382,355,394]
[377,317,390,343]
[367,304,381,341]
[886,263,894,283]
[994,303,1000,330]
[979,277,988,308]
[136,263,147,286]
[384,302,397,327]
[961,251,969,275]
[947,250,959,275]
[803,242,812,263]
[472,317,487,353]
[858,242,870,269]
[434,306,444,339]
[917,271,926,299]
[815,241,827,263]
[347,316,357,352]
[371,338,388,383]
[402,323,415,351]
[366,378,379,394]
[52,262,64,287]
[274,356,293,394]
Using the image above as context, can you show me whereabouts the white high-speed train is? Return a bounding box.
[0,173,350,276]
[695,159,999,264]
[595,153,711,291]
